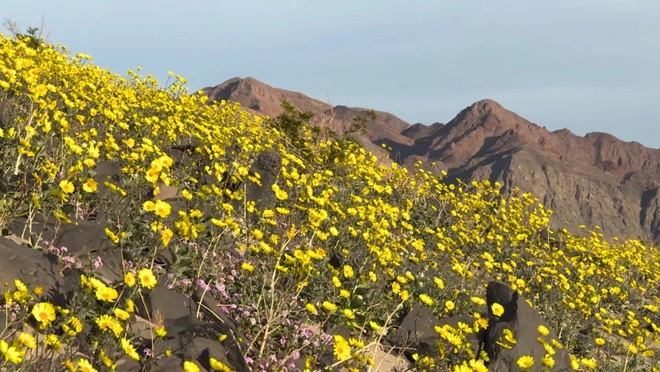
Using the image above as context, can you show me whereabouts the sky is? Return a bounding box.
[3,1,660,148]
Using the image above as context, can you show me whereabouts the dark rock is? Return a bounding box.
[8,214,60,248]
[388,304,483,362]
[151,315,250,372]
[0,237,76,308]
[484,281,573,371]
[245,149,282,210]
[53,220,109,255]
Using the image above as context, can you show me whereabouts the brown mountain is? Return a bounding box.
[202,78,660,243]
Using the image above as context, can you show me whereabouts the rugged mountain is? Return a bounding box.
[404,99,660,243]
[201,78,660,243]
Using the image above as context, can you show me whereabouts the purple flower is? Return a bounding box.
[215,283,228,299]
[92,256,103,269]
[196,279,211,291]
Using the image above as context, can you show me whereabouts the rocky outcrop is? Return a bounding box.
[484,281,572,371]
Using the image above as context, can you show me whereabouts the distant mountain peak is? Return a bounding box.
[471,98,505,111]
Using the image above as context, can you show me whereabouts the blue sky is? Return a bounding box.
[4,1,660,147]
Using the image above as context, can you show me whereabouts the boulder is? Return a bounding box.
[484,281,573,371]
[388,304,484,362]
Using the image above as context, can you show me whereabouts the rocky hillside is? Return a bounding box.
[203,78,660,243]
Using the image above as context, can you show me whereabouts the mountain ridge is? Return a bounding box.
[201,77,660,243]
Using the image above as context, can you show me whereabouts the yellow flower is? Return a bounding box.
[343,308,356,320]
[121,338,140,361]
[491,303,505,317]
[59,180,75,193]
[343,265,354,278]
[104,227,121,244]
[95,285,119,302]
[272,184,288,200]
[100,349,116,369]
[541,353,555,368]
[209,357,233,372]
[445,300,455,312]
[82,179,97,193]
[161,228,174,246]
[64,360,76,372]
[124,272,136,287]
[14,279,28,292]
[241,262,254,272]
[77,358,98,372]
[125,299,135,313]
[18,332,36,348]
[156,327,167,338]
[96,314,124,338]
[46,334,62,351]
[31,302,56,326]
[143,200,156,212]
[471,296,486,306]
[369,321,382,332]
[594,337,606,346]
[113,308,131,321]
[154,200,171,218]
[305,303,318,315]
[469,359,488,372]
[145,167,160,183]
[419,293,434,306]
[537,325,550,336]
[0,340,24,364]
[580,357,597,369]
[183,361,200,372]
[333,335,351,362]
[516,355,534,369]
[322,301,337,312]
[138,268,158,289]
[62,316,83,337]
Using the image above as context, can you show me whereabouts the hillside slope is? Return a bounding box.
[204,79,660,243]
